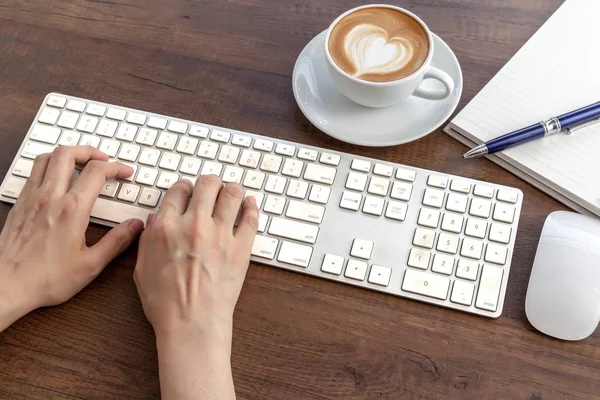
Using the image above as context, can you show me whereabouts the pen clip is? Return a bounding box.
[565,117,600,135]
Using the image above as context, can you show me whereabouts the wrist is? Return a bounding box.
[155,314,233,354]
[0,275,36,332]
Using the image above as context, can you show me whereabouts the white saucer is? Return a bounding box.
[292,31,463,147]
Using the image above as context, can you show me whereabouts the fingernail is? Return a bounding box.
[146,213,157,228]
[125,218,144,233]
[247,196,257,207]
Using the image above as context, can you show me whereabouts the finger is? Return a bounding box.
[84,218,144,270]
[187,174,223,217]
[19,153,51,198]
[44,146,109,195]
[157,180,193,219]
[146,213,157,228]
[234,196,259,247]
[68,160,135,212]
[213,183,245,228]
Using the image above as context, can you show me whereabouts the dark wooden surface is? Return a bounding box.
[1,0,598,399]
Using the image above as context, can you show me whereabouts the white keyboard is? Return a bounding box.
[0,93,524,318]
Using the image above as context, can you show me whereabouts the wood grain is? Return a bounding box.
[2,0,598,399]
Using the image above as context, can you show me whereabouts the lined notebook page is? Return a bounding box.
[449,0,600,215]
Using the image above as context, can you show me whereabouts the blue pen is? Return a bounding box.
[463,101,600,158]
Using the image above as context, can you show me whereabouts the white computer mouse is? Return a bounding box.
[525,211,600,341]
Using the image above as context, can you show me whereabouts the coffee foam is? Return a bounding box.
[328,7,429,82]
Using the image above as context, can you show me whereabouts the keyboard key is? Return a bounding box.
[304,163,336,185]
[117,183,140,202]
[12,159,34,178]
[258,213,268,233]
[96,120,118,137]
[385,200,408,221]
[264,175,286,194]
[422,188,445,208]
[390,181,412,201]
[58,130,81,147]
[456,259,479,281]
[76,116,99,133]
[253,139,273,152]
[350,238,374,260]
[106,108,126,121]
[362,195,384,216]
[417,209,440,228]
[197,141,219,159]
[136,167,159,186]
[243,190,264,208]
[116,123,138,142]
[277,241,313,268]
[125,112,146,126]
[297,148,318,161]
[156,172,179,189]
[260,154,283,173]
[445,193,468,213]
[450,180,471,193]
[21,141,54,159]
[200,161,222,177]
[188,125,209,138]
[167,120,188,134]
[176,137,199,155]
[437,232,459,254]
[427,175,448,189]
[239,150,261,168]
[79,134,100,148]
[136,128,159,147]
[475,265,503,311]
[210,129,230,143]
[178,157,201,176]
[489,223,511,244]
[47,95,66,108]
[402,269,449,300]
[308,185,331,205]
[319,152,340,166]
[268,217,318,244]
[223,166,244,184]
[493,203,515,223]
[367,177,390,196]
[90,197,153,226]
[451,280,475,306]
[57,111,79,129]
[460,237,483,259]
[286,180,308,199]
[38,107,60,125]
[98,139,120,158]
[340,191,362,211]
[232,134,251,147]
[413,227,435,249]
[469,197,491,218]
[218,145,241,164]
[251,235,279,260]
[345,172,367,191]
[344,259,368,281]
[497,189,518,204]
[1,176,26,198]
[118,143,140,162]
[373,163,393,177]
[281,159,304,178]
[264,195,286,215]
[351,159,371,173]
[30,124,61,144]
[147,116,167,130]
[139,148,161,166]
[441,213,463,233]
[464,218,487,238]
[407,248,430,270]
[275,143,295,156]
[395,168,416,182]
[286,200,325,224]
[368,265,392,286]
[432,254,455,275]
[119,163,138,182]
[242,170,265,190]
[473,184,494,198]
[66,99,86,112]
[138,188,161,207]
[100,180,120,198]
[321,254,344,275]
[155,132,177,151]
[485,243,508,265]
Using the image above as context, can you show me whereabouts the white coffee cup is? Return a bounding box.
[324,4,455,108]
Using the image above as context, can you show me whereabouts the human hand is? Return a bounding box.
[0,146,144,331]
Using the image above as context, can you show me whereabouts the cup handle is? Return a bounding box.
[412,67,455,100]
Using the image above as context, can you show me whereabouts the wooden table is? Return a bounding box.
[1,0,598,399]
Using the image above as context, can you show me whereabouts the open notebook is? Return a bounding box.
[444,0,600,217]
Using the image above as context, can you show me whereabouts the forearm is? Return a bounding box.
[155,320,236,400]
[0,278,34,332]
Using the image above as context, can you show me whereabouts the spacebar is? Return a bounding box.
[91,197,154,227]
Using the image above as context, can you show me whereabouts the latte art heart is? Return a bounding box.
[344,24,415,78]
